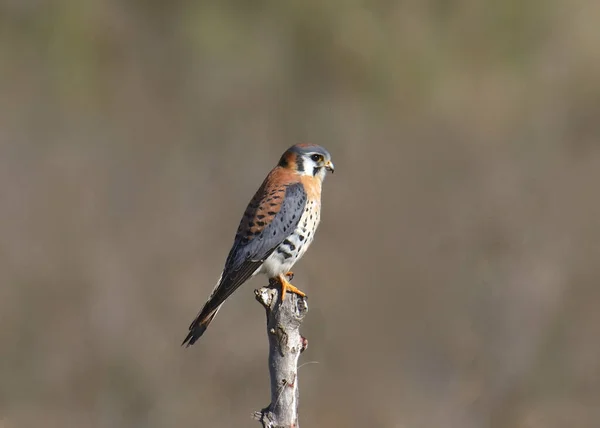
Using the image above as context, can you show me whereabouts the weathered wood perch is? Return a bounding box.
[253,278,309,428]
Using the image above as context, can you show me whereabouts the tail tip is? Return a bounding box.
[181,323,208,348]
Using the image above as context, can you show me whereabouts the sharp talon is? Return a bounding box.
[277,274,306,301]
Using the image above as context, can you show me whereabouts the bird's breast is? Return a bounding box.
[261,199,321,277]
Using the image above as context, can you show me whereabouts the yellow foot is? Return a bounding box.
[277,273,306,301]
[285,271,294,280]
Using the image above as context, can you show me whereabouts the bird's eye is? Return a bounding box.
[310,154,322,162]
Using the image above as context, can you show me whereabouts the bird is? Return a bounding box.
[182,144,335,347]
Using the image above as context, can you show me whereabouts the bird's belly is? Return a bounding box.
[260,203,320,278]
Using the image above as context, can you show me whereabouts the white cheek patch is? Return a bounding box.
[297,160,315,176]
[316,168,327,181]
[297,158,327,178]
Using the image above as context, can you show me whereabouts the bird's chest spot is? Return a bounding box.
[274,201,320,265]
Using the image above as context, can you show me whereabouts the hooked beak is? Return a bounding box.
[324,160,335,173]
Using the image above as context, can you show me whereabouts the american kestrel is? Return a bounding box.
[182,144,334,347]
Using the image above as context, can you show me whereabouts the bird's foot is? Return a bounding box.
[285,271,294,281]
[277,273,306,301]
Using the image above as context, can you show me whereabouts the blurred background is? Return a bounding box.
[1,0,599,427]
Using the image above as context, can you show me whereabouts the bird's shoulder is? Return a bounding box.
[235,166,305,244]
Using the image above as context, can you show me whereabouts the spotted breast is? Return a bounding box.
[258,196,321,278]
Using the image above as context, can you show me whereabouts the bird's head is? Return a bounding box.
[278,144,334,181]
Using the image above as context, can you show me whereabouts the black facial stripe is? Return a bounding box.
[296,155,304,173]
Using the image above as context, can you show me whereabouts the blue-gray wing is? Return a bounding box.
[186,182,307,330]
[226,182,307,272]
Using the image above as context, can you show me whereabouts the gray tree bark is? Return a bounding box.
[253,278,308,428]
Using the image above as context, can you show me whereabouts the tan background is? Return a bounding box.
[1,1,599,427]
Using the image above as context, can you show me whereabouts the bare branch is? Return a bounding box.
[253,279,308,428]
